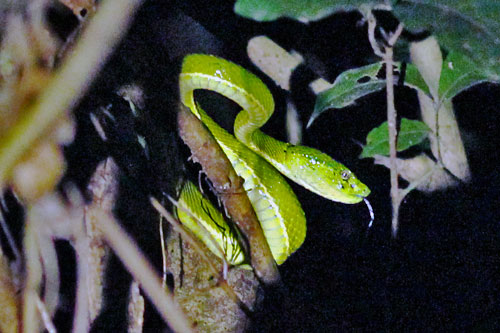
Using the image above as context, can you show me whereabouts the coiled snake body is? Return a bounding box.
[178,54,370,265]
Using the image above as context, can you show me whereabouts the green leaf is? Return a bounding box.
[438,51,491,101]
[308,52,485,128]
[404,63,432,96]
[234,0,365,23]
[405,50,491,101]
[309,62,385,127]
[309,62,429,128]
[360,118,430,158]
[392,0,500,81]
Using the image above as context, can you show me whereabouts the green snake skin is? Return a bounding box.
[178,54,370,265]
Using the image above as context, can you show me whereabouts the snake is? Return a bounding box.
[178,54,370,265]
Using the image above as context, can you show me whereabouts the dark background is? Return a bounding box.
[5,1,499,331]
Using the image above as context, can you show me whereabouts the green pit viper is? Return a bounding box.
[177,54,370,266]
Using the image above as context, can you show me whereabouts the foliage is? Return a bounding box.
[233,0,496,236]
[309,49,487,158]
[309,61,429,124]
[234,0,368,23]
[437,51,492,101]
[360,118,430,158]
[309,62,386,127]
[236,0,500,82]
[392,0,500,81]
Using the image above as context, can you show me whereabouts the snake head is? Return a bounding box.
[284,145,370,204]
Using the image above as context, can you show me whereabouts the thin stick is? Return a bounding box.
[22,211,43,333]
[127,281,145,333]
[37,234,60,318]
[367,13,405,236]
[383,24,404,237]
[367,12,384,58]
[73,235,91,333]
[35,295,57,333]
[385,46,400,236]
[0,0,144,187]
[159,214,168,289]
[93,210,194,332]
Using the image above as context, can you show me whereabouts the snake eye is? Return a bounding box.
[341,170,351,180]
